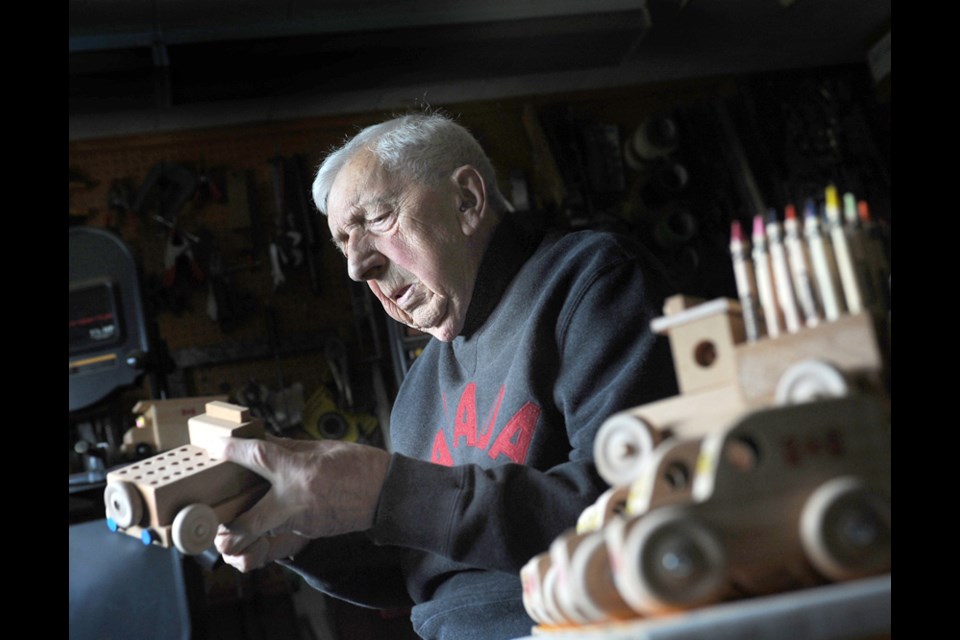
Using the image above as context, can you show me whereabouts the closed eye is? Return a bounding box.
[369,210,394,230]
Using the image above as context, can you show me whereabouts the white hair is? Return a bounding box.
[312,113,507,215]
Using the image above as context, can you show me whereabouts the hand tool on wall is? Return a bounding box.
[324,335,354,411]
[268,156,304,290]
[133,161,199,227]
[204,235,261,332]
[105,178,137,230]
[288,154,324,295]
[156,216,205,289]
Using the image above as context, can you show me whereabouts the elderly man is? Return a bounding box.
[209,113,677,639]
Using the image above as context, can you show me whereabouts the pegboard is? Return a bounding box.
[69,114,390,423]
[67,75,778,419]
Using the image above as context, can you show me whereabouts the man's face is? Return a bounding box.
[326,149,479,342]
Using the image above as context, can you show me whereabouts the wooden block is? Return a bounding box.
[188,413,265,451]
[203,400,251,424]
[652,298,746,395]
[620,384,749,442]
[662,294,707,316]
[735,312,884,405]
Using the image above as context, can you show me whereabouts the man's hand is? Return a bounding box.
[206,435,391,572]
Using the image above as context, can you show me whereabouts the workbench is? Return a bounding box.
[514,574,890,640]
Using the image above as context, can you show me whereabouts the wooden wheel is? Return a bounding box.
[171,503,218,555]
[800,476,891,582]
[617,507,727,616]
[104,481,143,529]
[594,413,657,487]
[775,359,849,404]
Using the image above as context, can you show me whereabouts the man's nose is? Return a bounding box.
[346,235,384,281]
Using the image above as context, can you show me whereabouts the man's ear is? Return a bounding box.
[452,165,487,236]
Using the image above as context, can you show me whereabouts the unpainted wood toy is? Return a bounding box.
[524,396,890,628]
[608,395,890,617]
[121,395,229,456]
[593,295,886,488]
[524,295,891,631]
[104,401,269,555]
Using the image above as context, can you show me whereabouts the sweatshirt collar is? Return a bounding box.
[460,214,543,338]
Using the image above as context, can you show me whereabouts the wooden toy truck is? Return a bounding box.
[593,295,886,488]
[522,296,891,628]
[121,395,228,457]
[103,401,270,555]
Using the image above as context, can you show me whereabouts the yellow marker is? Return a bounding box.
[825,185,864,313]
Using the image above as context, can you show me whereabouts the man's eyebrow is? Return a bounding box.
[328,193,395,252]
[359,190,400,212]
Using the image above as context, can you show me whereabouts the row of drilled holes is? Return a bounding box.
[114,447,209,485]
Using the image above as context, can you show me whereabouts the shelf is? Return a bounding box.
[517,575,891,640]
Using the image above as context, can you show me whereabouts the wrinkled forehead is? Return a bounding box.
[327,149,404,218]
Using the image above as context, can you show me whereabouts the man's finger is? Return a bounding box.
[215,523,259,556]
[219,533,309,573]
[205,436,280,481]
[221,488,301,540]
[265,434,337,453]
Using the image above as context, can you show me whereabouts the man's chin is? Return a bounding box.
[407,316,463,342]
[424,325,457,342]
[396,304,460,342]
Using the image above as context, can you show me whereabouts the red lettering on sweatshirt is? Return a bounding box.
[453,383,478,448]
[477,385,505,451]
[431,430,454,466]
[487,402,541,464]
[432,384,540,465]
[453,383,506,451]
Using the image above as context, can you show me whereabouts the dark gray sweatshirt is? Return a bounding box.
[281,214,678,639]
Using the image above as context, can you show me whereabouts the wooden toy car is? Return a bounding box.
[607,395,890,616]
[523,294,891,631]
[103,401,269,555]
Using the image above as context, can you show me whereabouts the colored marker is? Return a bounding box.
[752,213,782,338]
[825,185,863,314]
[842,191,877,310]
[765,208,802,333]
[729,219,763,342]
[804,198,843,321]
[858,200,891,312]
[783,203,821,327]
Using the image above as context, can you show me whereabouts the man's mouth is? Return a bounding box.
[392,284,413,305]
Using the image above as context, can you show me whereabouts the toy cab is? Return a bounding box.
[103,401,269,555]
